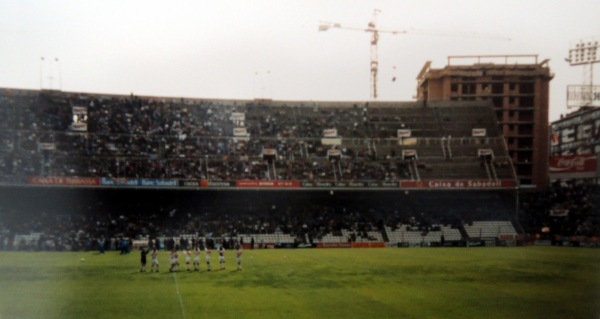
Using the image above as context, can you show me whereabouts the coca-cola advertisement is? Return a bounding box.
[549,155,597,178]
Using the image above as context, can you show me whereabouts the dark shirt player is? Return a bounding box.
[140,248,149,272]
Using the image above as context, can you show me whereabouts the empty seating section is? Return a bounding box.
[243,234,299,246]
[417,158,490,180]
[6,220,519,249]
[385,225,462,246]
[317,233,347,243]
[315,230,384,244]
[341,229,384,242]
[0,90,515,183]
[463,221,517,239]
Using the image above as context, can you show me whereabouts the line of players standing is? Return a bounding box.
[140,243,243,273]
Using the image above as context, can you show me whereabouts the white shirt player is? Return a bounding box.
[193,247,201,271]
[184,250,191,271]
[218,246,225,270]
[193,247,201,263]
[205,247,212,271]
[151,249,159,265]
[150,248,159,272]
[236,248,242,271]
[169,250,179,272]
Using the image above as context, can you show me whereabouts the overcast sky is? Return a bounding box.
[1,0,599,121]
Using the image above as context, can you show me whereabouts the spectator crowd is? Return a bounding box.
[0,187,517,251]
[1,89,506,183]
[520,180,599,243]
[2,89,596,251]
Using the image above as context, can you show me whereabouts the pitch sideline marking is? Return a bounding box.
[172,273,187,319]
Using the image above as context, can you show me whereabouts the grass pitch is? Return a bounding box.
[1,247,599,319]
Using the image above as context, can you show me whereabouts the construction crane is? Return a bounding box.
[319,9,510,99]
[319,9,388,99]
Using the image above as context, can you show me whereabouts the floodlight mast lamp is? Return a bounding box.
[566,40,600,66]
[566,39,599,106]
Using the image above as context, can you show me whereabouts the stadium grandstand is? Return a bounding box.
[0,88,596,251]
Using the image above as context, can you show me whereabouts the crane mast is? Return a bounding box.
[368,9,380,99]
[319,10,509,100]
[319,9,396,100]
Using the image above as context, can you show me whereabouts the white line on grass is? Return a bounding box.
[172,273,187,319]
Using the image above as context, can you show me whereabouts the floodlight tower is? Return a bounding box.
[566,38,600,107]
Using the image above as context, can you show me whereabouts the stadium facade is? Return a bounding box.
[0,87,532,249]
[416,55,553,189]
[1,88,517,191]
[550,106,600,183]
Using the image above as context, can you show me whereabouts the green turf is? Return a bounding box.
[1,247,599,319]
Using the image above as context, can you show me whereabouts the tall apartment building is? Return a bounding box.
[416,55,554,188]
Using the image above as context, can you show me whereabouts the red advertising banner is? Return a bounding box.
[327,149,341,157]
[235,180,301,188]
[549,155,597,174]
[351,242,386,248]
[316,242,352,248]
[27,176,100,186]
[199,180,234,187]
[400,179,517,189]
[233,127,249,136]
[323,128,338,137]
[499,234,515,241]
